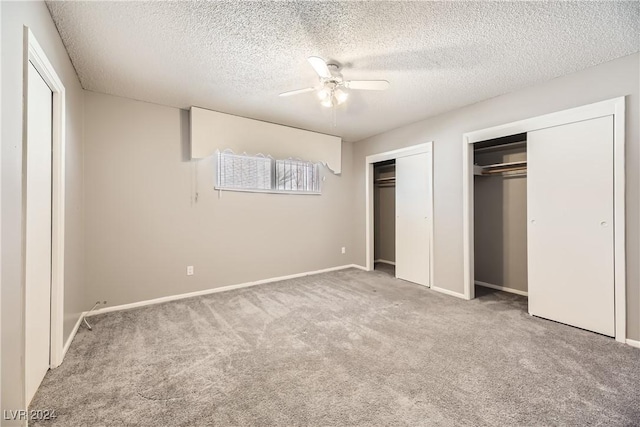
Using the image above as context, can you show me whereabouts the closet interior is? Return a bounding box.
[474,133,528,299]
[472,114,618,338]
[373,160,396,275]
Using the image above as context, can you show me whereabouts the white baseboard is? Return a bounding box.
[475,280,529,297]
[65,266,640,357]
[374,259,396,266]
[476,282,638,348]
[431,285,466,299]
[626,338,640,349]
[86,264,366,317]
[58,313,84,366]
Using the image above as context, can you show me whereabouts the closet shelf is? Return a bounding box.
[475,160,527,176]
[474,140,526,154]
[375,176,396,187]
[376,164,396,171]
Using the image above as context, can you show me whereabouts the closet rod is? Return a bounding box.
[482,166,527,175]
[476,160,527,176]
[474,160,527,175]
[480,160,527,171]
[375,177,396,183]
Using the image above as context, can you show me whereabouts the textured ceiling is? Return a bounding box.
[46,1,639,142]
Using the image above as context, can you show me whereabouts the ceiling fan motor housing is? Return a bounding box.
[324,64,344,85]
[278,56,389,104]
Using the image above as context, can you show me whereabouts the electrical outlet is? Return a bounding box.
[341,247,346,254]
[187,266,194,276]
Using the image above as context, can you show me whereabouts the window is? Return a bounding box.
[275,159,321,193]
[216,150,321,194]
[216,150,272,190]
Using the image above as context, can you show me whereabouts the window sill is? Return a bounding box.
[214,186,321,195]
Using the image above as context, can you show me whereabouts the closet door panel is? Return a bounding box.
[527,115,614,336]
[396,152,431,286]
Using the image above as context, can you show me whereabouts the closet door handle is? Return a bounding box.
[600,221,608,227]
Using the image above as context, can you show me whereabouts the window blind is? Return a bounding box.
[215,150,321,194]
[275,159,320,193]
[216,150,272,190]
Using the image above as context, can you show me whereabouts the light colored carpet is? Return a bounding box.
[30,268,639,426]
[374,261,395,276]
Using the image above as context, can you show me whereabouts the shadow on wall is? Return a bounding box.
[474,148,528,293]
[374,162,396,262]
[180,109,191,162]
[474,164,505,286]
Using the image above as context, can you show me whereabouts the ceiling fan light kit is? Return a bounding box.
[318,85,348,108]
[317,88,330,101]
[320,90,348,108]
[334,89,348,104]
[280,56,389,108]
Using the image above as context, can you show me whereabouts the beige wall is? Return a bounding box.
[474,149,528,293]
[352,53,640,340]
[1,5,637,416]
[191,107,342,173]
[1,1,85,417]
[83,91,355,307]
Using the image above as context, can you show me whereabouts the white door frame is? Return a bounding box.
[365,142,434,286]
[462,97,626,343]
[23,27,66,378]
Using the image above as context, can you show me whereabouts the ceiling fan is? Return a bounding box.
[279,57,390,108]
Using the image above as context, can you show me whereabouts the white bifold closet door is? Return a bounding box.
[25,62,53,404]
[527,115,614,336]
[396,152,431,286]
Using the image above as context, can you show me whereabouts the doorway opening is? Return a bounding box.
[462,98,626,342]
[473,133,528,301]
[373,159,396,276]
[365,142,434,288]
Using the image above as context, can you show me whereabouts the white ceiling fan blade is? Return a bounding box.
[308,56,332,79]
[344,80,390,91]
[279,87,315,97]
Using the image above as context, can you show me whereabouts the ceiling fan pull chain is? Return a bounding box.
[332,104,337,128]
